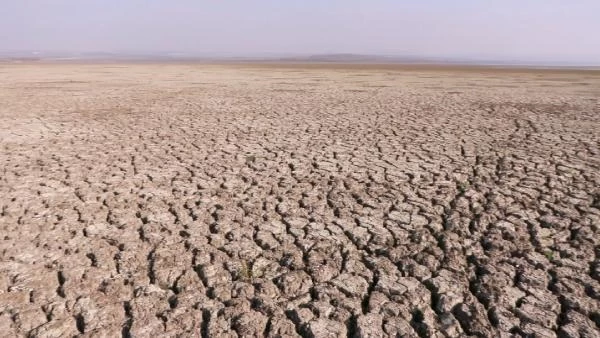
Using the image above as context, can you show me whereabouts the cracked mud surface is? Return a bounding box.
[1,63,599,337]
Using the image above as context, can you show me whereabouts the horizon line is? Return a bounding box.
[1,51,599,67]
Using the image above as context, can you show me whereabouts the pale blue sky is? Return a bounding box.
[2,1,599,62]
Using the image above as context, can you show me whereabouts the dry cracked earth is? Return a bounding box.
[1,63,599,338]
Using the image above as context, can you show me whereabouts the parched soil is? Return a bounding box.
[1,63,599,337]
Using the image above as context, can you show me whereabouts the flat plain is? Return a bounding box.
[1,63,599,337]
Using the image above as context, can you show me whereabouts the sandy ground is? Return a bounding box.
[0,63,599,337]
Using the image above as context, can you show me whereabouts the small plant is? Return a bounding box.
[457,181,470,194]
[544,250,554,261]
[245,154,256,164]
[239,260,253,282]
[237,259,267,282]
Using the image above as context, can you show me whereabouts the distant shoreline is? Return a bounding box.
[219,61,600,73]
[2,59,599,74]
[1,52,599,69]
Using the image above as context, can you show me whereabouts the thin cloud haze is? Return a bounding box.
[2,0,599,63]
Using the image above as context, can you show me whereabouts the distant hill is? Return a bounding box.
[274,54,428,63]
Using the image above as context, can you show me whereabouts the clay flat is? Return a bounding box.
[1,63,599,337]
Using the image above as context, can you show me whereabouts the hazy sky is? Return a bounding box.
[2,0,599,62]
